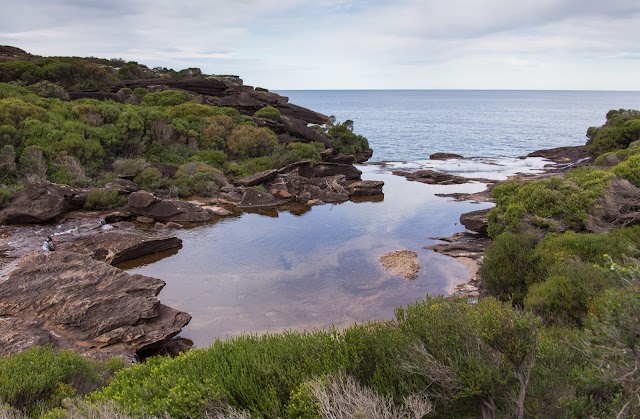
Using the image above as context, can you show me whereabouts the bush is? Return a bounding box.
[0,186,12,207]
[586,109,640,156]
[253,106,281,119]
[133,167,168,191]
[328,120,369,155]
[479,231,542,305]
[190,150,227,169]
[227,125,278,159]
[612,154,640,186]
[27,80,69,100]
[141,90,190,107]
[83,189,126,210]
[112,158,148,177]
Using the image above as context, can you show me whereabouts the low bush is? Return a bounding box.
[227,125,278,159]
[133,167,168,191]
[479,231,542,305]
[112,158,149,177]
[612,154,640,186]
[26,80,69,100]
[328,120,369,155]
[83,189,126,210]
[586,109,640,156]
[141,90,190,107]
[0,186,12,207]
[253,106,281,119]
[190,149,227,169]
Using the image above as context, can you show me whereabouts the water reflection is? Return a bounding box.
[128,165,493,347]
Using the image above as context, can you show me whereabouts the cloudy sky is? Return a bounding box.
[1,0,639,90]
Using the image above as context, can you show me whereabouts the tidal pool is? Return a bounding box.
[126,165,496,347]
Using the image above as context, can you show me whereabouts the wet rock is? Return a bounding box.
[348,180,384,197]
[460,208,491,236]
[393,169,468,185]
[238,188,278,209]
[0,183,85,224]
[234,169,279,187]
[128,191,210,223]
[0,252,191,359]
[165,221,184,229]
[380,250,420,280]
[299,163,362,181]
[136,216,155,224]
[430,152,464,160]
[59,231,182,265]
[426,232,490,260]
[202,205,233,216]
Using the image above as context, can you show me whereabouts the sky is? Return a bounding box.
[1,0,639,90]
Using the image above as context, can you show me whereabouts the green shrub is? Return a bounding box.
[141,90,190,107]
[612,154,640,186]
[83,189,126,210]
[253,106,281,119]
[479,231,542,305]
[113,158,148,177]
[586,109,640,156]
[328,120,369,155]
[536,230,638,267]
[134,167,168,190]
[27,80,69,100]
[0,97,47,125]
[0,186,12,207]
[190,150,227,169]
[227,125,278,159]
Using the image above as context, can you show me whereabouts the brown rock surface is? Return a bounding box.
[59,231,182,265]
[460,208,491,236]
[392,169,468,185]
[238,187,278,209]
[299,163,362,181]
[430,152,464,160]
[234,169,279,187]
[347,180,384,197]
[379,250,420,280]
[0,252,191,359]
[0,183,86,224]
[128,191,210,223]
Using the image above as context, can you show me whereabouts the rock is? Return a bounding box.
[299,163,362,181]
[105,178,139,194]
[234,169,279,187]
[426,232,490,260]
[238,188,278,209]
[58,231,183,265]
[379,250,420,280]
[460,208,491,236]
[154,222,166,229]
[0,252,191,359]
[307,199,324,206]
[278,116,332,146]
[136,216,155,224]
[354,149,373,163]
[202,205,233,216]
[0,183,85,224]
[348,180,384,196]
[526,145,590,164]
[430,152,464,160]
[165,221,183,229]
[324,153,356,165]
[393,169,468,185]
[128,191,210,223]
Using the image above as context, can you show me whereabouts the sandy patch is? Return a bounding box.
[379,250,420,280]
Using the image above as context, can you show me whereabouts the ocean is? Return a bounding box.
[277,90,640,161]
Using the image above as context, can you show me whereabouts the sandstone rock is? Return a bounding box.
[136,216,155,224]
[278,116,332,146]
[393,169,468,185]
[307,199,324,206]
[0,252,191,359]
[202,205,233,216]
[324,153,356,165]
[354,149,373,163]
[0,183,85,224]
[238,188,278,209]
[526,145,590,164]
[165,221,184,229]
[379,250,420,280]
[234,169,279,187]
[154,222,166,229]
[460,208,491,236]
[105,178,140,194]
[299,163,362,181]
[347,180,384,196]
[128,191,210,223]
[59,231,183,265]
[430,152,464,160]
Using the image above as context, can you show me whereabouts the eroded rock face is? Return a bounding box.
[460,208,491,236]
[0,183,86,224]
[238,188,278,209]
[392,169,468,185]
[0,252,191,359]
[128,191,210,223]
[299,163,362,181]
[59,231,182,265]
[347,180,384,197]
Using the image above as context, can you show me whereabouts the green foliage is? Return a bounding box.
[112,158,149,177]
[133,167,168,191]
[479,231,542,305]
[227,125,278,159]
[141,90,190,107]
[253,106,281,119]
[587,109,640,156]
[26,80,69,100]
[488,168,611,237]
[612,154,640,186]
[0,346,122,415]
[171,162,227,197]
[0,186,12,207]
[328,120,369,155]
[0,97,47,125]
[83,189,126,210]
[190,150,227,169]
[285,381,321,418]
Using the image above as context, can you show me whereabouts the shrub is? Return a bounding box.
[253,106,281,119]
[141,90,190,107]
[49,155,90,186]
[0,97,47,125]
[190,150,227,169]
[328,120,369,155]
[0,186,11,207]
[113,158,148,177]
[612,154,640,186]
[479,231,542,305]
[586,109,640,156]
[26,80,69,100]
[83,189,126,210]
[227,125,278,159]
[134,167,168,191]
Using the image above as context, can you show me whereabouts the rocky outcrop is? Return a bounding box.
[392,169,468,185]
[347,180,384,196]
[430,152,464,160]
[128,191,210,223]
[234,169,279,187]
[299,163,362,181]
[0,183,86,224]
[59,231,182,265]
[460,208,491,236]
[0,252,191,360]
[526,145,590,164]
[238,188,279,209]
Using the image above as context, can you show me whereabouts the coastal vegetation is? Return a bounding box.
[0,47,639,418]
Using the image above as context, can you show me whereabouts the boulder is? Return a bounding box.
[278,116,332,146]
[105,178,140,194]
[354,149,374,163]
[460,208,491,236]
[393,169,468,185]
[0,183,85,224]
[136,216,155,224]
[59,231,182,265]
[238,188,278,209]
[234,169,279,187]
[128,191,210,223]
[324,153,356,165]
[348,180,384,196]
[299,163,362,181]
[0,252,191,359]
[430,152,464,160]
[202,205,233,216]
